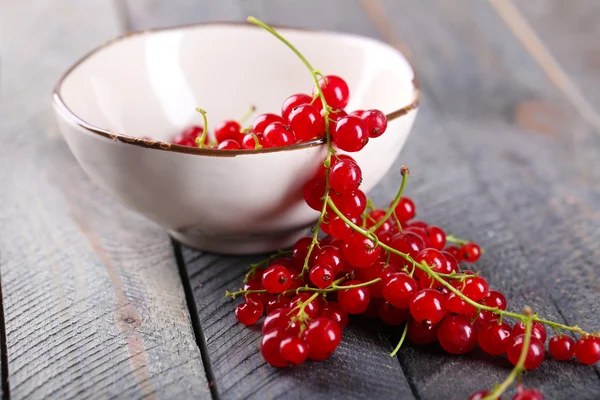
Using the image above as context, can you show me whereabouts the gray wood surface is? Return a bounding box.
[0,1,208,399]
[127,0,600,399]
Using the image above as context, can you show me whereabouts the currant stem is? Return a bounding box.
[239,105,257,125]
[445,234,470,245]
[195,108,209,148]
[483,317,533,400]
[389,322,409,357]
[369,166,409,233]
[250,133,262,149]
[243,249,292,283]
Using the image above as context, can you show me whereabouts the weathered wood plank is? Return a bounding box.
[0,1,209,399]
[126,0,417,398]
[361,0,600,398]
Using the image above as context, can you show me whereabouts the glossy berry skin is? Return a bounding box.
[338,280,371,314]
[173,125,205,146]
[291,236,314,263]
[262,122,296,148]
[512,321,547,343]
[468,391,497,400]
[445,246,463,263]
[389,232,425,266]
[262,307,298,335]
[215,120,242,143]
[331,190,367,218]
[252,113,284,135]
[507,335,545,370]
[425,226,446,250]
[261,328,288,367]
[322,214,356,241]
[262,265,292,293]
[410,289,446,324]
[361,109,388,138]
[445,292,477,317]
[355,262,386,297]
[407,318,440,345]
[414,248,447,279]
[217,139,241,150]
[288,104,325,141]
[343,234,381,268]
[241,133,260,149]
[265,296,291,314]
[324,108,348,134]
[437,315,478,354]
[383,272,419,309]
[332,116,369,152]
[303,178,326,211]
[548,335,575,361]
[478,321,512,356]
[235,301,264,326]
[314,245,345,275]
[393,197,416,223]
[461,242,482,263]
[350,110,364,118]
[279,337,309,365]
[290,293,323,319]
[309,264,334,289]
[303,317,342,354]
[575,336,600,365]
[441,251,460,273]
[513,388,544,400]
[461,276,489,302]
[243,279,267,304]
[328,158,362,194]
[479,290,507,321]
[321,302,349,329]
[281,93,312,122]
[378,301,410,326]
[314,75,350,109]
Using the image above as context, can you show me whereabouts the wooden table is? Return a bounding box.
[1,1,599,399]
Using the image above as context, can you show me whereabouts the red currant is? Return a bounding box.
[378,301,410,326]
[292,236,313,263]
[414,248,447,279]
[279,336,308,365]
[437,315,478,354]
[506,335,545,370]
[444,246,463,263]
[290,293,323,319]
[331,190,367,218]
[407,318,440,345]
[243,279,267,304]
[332,116,369,152]
[235,300,264,326]
[389,232,425,266]
[355,262,387,298]
[512,321,547,343]
[343,234,381,268]
[303,177,326,211]
[468,391,495,400]
[309,264,334,289]
[262,264,292,293]
[252,113,284,135]
[361,298,382,319]
[425,226,446,250]
[461,276,489,301]
[361,109,387,138]
[478,321,512,355]
[575,336,600,365]
[393,197,416,223]
[479,290,507,321]
[441,251,460,273]
[241,133,260,149]
[328,157,362,194]
[314,75,350,109]
[383,272,419,309]
[513,388,544,400]
[261,328,288,367]
[263,122,295,148]
[548,335,575,361]
[323,108,348,134]
[338,279,371,314]
[262,307,299,336]
[410,289,446,324]
[324,214,356,241]
[217,139,241,150]
[265,296,291,314]
[215,120,242,143]
[445,292,477,317]
[303,317,342,354]
[321,302,349,329]
[461,242,482,262]
[282,93,312,122]
[314,245,345,274]
[288,104,325,141]
[350,110,364,117]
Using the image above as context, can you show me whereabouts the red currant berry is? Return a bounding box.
[548,335,575,361]
[506,335,545,370]
[331,190,367,218]
[314,75,350,109]
[303,178,326,211]
[314,245,345,275]
[292,236,313,263]
[288,104,325,141]
[303,317,342,354]
[478,290,507,322]
[263,122,295,148]
[410,288,446,324]
[235,300,264,326]
[252,113,284,135]
[468,391,495,400]
[290,293,323,319]
[445,292,477,317]
[444,246,463,263]
[425,226,446,250]
[325,214,356,241]
[441,251,460,273]
[461,276,489,301]
[261,328,288,367]
[350,110,364,117]
[282,93,312,122]
[279,336,309,365]
[264,296,291,314]
[332,116,369,152]
[478,321,512,355]
[215,120,242,143]
[338,279,371,314]
[393,197,416,223]
[407,318,440,345]
[217,139,241,150]
[328,157,362,194]
[241,133,260,149]
[378,300,410,326]
[575,336,600,365]
[513,388,544,400]
[383,272,419,309]
[262,307,299,335]
[512,321,547,343]
[262,264,292,294]
[414,248,447,280]
[355,262,386,298]
[322,302,349,329]
[309,264,334,289]
[461,242,482,263]
[404,227,430,248]
[360,109,388,138]
[243,279,267,304]
[343,234,381,268]
[437,315,478,354]
[323,108,348,134]
[389,232,425,265]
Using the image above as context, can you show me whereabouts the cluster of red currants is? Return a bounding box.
[172,75,387,151]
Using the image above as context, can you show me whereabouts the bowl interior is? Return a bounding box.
[58,24,415,142]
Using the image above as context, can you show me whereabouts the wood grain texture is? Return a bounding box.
[0,1,208,399]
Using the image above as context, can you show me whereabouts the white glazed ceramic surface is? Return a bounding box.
[53,23,419,254]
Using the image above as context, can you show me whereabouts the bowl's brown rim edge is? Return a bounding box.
[52,21,420,157]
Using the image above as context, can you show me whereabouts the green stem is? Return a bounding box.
[239,105,257,125]
[250,133,262,149]
[195,108,209,148]
[369,166,409,233]
[390,322,409,357]
[445,234,471,246]
[243,249,292,283]
[483,317,533,400]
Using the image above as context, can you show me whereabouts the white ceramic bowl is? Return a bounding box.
[53,23,419,254]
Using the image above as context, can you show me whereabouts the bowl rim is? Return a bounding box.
[52,21,420,157]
